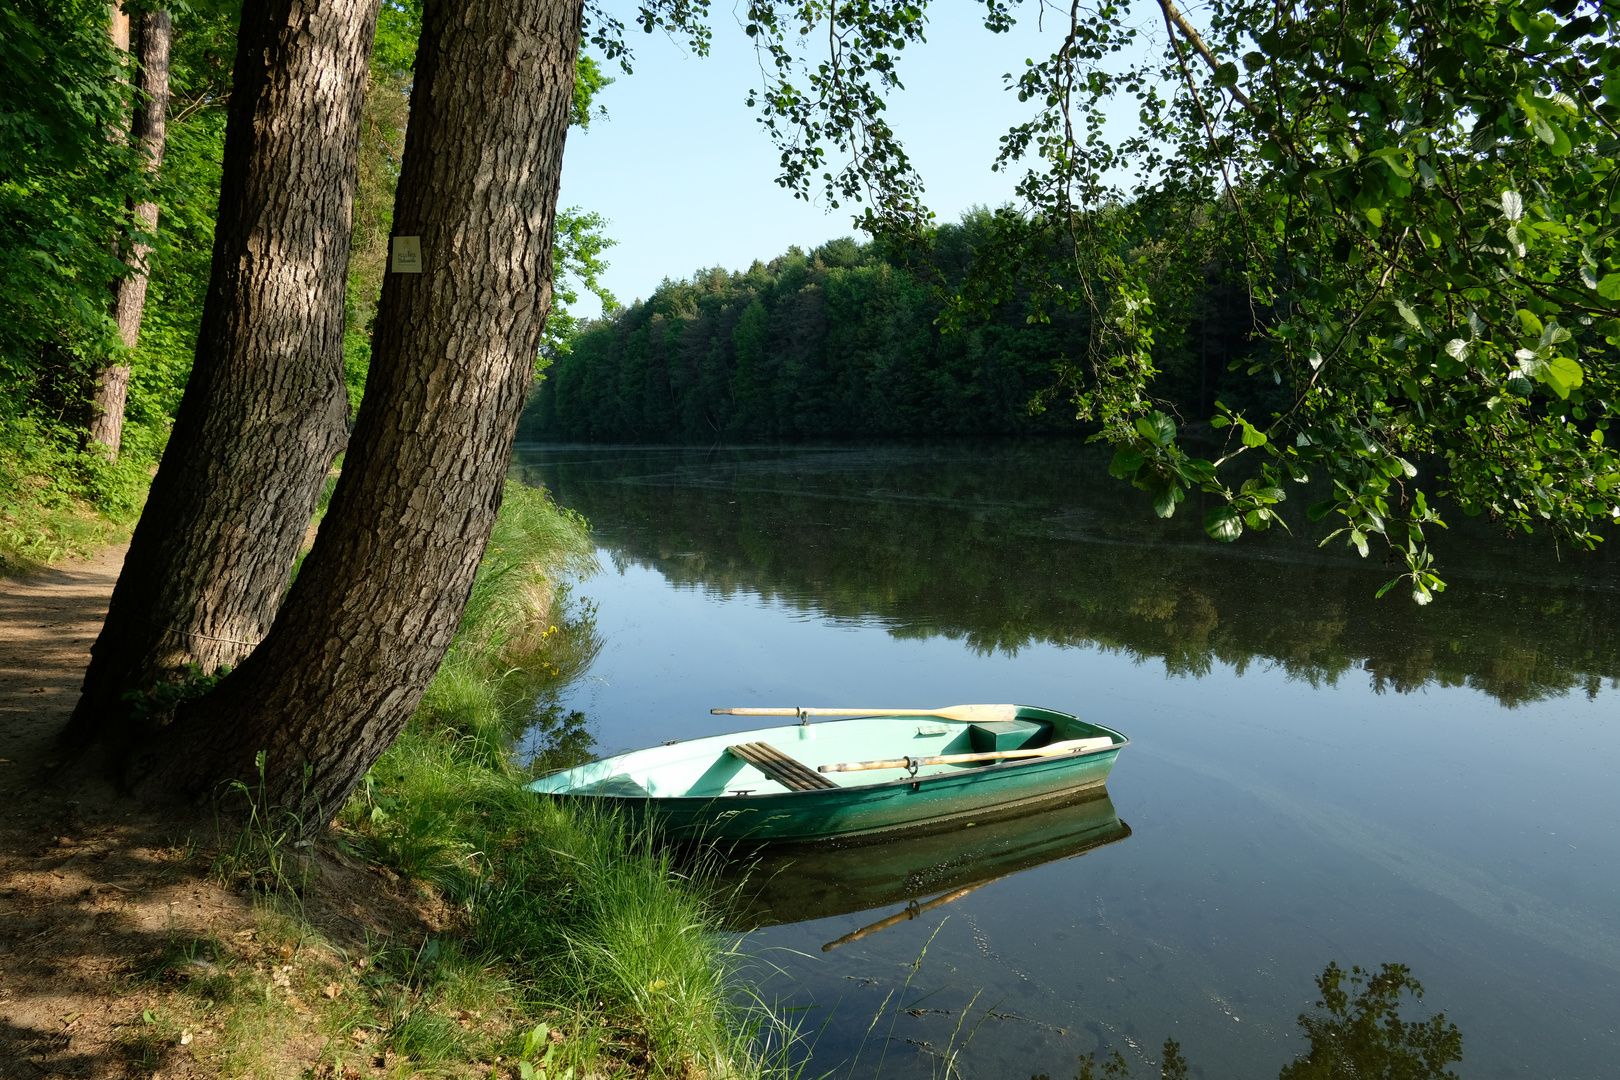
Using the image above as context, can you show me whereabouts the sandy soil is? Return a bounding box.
[0,550,445,1079]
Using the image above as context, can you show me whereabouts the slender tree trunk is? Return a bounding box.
[91,7,174,458]
[65,0,382,751]
[132,0,584,819]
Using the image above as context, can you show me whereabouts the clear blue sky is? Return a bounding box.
[556,3,1163,318]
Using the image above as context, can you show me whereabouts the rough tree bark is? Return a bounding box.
[131,0,584,819]
[91,6,174,459]
[65,0,382,750]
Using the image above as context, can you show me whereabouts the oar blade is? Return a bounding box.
[927,704,1022,724]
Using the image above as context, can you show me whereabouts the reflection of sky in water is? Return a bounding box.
[521,446,1620,1078]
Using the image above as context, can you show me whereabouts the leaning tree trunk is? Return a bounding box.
[91,6,174,459]
[64,0,382,751]
[131,0,584,820]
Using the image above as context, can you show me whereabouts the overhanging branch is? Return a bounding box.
[1155,0,1256,114]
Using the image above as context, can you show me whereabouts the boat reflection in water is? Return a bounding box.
[710,788,1130,942]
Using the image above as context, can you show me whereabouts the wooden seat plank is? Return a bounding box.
[726,741,837,790]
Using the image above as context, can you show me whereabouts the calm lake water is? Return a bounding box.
[510,442,1620,1080]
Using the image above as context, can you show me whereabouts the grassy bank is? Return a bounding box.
[155,480,784,1078]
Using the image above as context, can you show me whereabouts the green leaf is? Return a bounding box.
[1349,529,1369,557]
[1543,355,1584,398]
[1152,483,1183,519]
[1369,147,1412,177]
[1394,299,1424,333]
[1540,119,1572,155]
[1307,499,1336,521]
[1596,275,1620,301]
[1204,506,1243,542]
[1135,412,1176,447]
[1214,62,1239,88]
[1108,447,1144,478]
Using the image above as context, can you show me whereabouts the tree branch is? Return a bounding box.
[1155,0,1256,114]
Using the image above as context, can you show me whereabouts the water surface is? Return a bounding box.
[513,443,1620,1079]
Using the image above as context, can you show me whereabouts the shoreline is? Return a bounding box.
[0,488,772,1079]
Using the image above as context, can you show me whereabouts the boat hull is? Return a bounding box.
[529,705,1127,843]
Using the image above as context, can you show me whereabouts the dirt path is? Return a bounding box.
[0,545,129,777]
[0,547,234,1078]
[0,552,443,1080]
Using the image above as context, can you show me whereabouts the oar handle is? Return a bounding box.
[818,737,1114,774]
[819,757,912,773]
[713,703,1023,724]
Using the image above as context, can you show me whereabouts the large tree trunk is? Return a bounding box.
[65,0,382,752]
[131,0,583,820]
[91,7,174,459]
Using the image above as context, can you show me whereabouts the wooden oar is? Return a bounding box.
[818,736,1116,774]
[711,704,1022,724]
[821,879,998,952]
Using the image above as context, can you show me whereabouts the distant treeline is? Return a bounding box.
[519,212,1269,442]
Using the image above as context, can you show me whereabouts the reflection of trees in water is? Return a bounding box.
[508,585,602,771]
[516,447,1618,708]
[1045,962,1462,1080]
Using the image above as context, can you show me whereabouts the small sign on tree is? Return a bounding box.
[390,236,422,274]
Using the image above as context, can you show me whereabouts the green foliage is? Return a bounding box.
[1279,963,1463,1080]
[1032,963,1458,1079]
[517,1022,574,1080]
[123,661,230,729]
[541,207,621,363]
[524,219,1261,442]
[0,0,235,566]
[0,0,145,564]
[213,750,316,896]
[734,0,1620,597]
[0,0,132,372]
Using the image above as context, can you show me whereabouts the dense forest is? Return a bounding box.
[0,0,611,568]
[520,216,1272,442]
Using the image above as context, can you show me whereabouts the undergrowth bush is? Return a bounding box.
[0,412,146,571]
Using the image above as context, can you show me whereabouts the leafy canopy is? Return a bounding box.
[667,0,1620,600]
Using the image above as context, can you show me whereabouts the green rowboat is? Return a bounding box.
[527,703,1128,843]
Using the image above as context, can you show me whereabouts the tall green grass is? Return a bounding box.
[341,480,785,1077]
